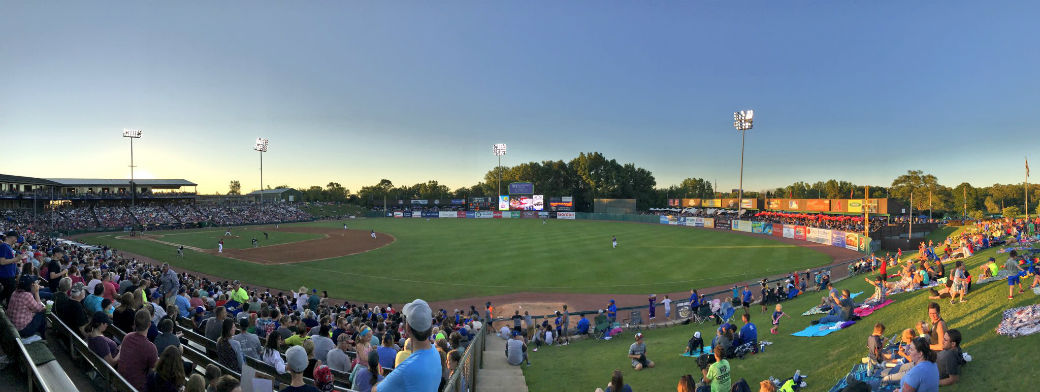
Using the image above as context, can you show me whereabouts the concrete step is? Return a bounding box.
[480,336,529,391]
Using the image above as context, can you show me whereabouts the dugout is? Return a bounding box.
[594,198,636,214]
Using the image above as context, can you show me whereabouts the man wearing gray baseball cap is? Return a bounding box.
[374,299,441,392]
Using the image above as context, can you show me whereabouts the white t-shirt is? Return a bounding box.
[662,298,672,312]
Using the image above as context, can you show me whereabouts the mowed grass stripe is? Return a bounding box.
[80,219,831,303]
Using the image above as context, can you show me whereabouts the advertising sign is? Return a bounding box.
[660,216,669,224]
[723,199,739,209]
[458,211,467,218]
[762,222,773,236]
[402,211,413,218]
[412,211,421,218]
[558,212,576,220]
[703,199,721,208]
[508,182,534,194]
[806,199,830,211]
[538,211,549,218]
[783,226,795,239]
[751,221,764,234]
[865,199,879,213]
[740,199,755,209]
[450,199,465,205]
[439,211,457,218]
[465,211,476,219]
[668,216,678,225]
[421,211,439,218]
[410,200,428,205]
[394,212,403,218]
[549,197,574,211]
[476,211,493,219]
[847,199,863,213]
[683,198,702,207]
[715,217,731,230]
[498,196,510,210]
[845,232,859,251]
[794,226,807,241]
[668,199,680,207]
[703,218,715,228]
[859,235,870,252]
[788,200,801,210]
[493,211,503,219]
[678,217,686,226]
[532,195,544,210]
[732,220,752,232]
[831,230,845,248]
[768,199,784,210]
[773,223,784,237]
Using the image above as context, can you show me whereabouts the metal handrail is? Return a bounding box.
[443,323,485,392]
[47,312,138,392]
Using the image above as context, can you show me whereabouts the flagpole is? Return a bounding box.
[1026,157,1030,220]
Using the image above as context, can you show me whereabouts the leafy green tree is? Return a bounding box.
[968,210,986,220]
[228,180,241,195]
[1003,206,1021,218]
[890,170,940,210]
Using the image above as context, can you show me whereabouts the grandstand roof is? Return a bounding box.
[0,174,61,186]
[247,188,296,195]
[46,178,197,187]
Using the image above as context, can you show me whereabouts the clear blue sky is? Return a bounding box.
[2,1,1037,194]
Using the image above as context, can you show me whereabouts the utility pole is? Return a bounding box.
[909,192,914,247]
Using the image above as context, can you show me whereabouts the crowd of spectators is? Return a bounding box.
[93,206,137,228]
[167,204,209,225]
[1,203,313,233]
[0,219,482,392]
[131,205,177,226]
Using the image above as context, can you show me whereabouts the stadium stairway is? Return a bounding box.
[477,335,529,392]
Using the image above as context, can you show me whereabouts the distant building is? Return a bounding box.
[247,188,302,203]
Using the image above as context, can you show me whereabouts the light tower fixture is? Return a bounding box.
[254,138,269,211]
[733,110,754,216]
[493,143,507,201]
[122,128,143,207]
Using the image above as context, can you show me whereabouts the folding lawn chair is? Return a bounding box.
[624,310,643,331]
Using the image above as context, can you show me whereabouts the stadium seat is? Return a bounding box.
[0,308,77,392]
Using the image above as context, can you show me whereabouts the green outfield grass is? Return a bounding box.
[143,226,324,250]
[78,219,831,303]
[522,244,1035,392]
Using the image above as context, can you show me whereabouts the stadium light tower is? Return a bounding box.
[493,143,507,198]
[733,110,754,216]
[122,128,143,207]
[254,138,269,211]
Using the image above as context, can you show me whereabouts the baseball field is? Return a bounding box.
[77,218,833,304]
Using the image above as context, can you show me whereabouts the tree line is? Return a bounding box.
[226,155,1035,216]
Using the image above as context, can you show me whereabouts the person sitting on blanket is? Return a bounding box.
[711,326,733,359]
[819,282,840,311]
[927,280,954,300]
[813,289,853,325]
[736,313,758,356]
[864,276,887,305]
[937,329,965,387]
[915,302,948,353]
[882,329,916,383]
[867,323,886,368]
[684,331,704,356]
[977,258,998,280]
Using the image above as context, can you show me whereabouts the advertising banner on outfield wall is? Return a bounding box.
[732,220,752,232]
[660,216,669,224]
[458,211,466,218]
[768,199,783,210]
[806,199,830,211]
[831,231,845,248]
[422,211,439,218]
[683,198,702,207]
[847,199,863,213]
[476,211,493,219]
[668,199,680,207]
[499,196,510,210]
[751,221,763,234]
[539,212,549,218]
[703,199,721,208]
[703,218,714,228]
[439,211,457,218]
[493,211,503,219]
[753,221,772,235]
[740,199,756,209]
[549,197,575,211]
[668,216,678,225]
[403,211,413,218]
[412,211,422,218]
[465,211,475,219]
[859,235,870,252]
[783,226,794,239]
[788,200,801,210]
[450,199,465,205]
[845,232,859,251]
[715,217,731,230]
[678,217,686,226]
[809,228,831,244]
[773,223,784,237]
[558,212,576,220]
[794,226,807,241]
[394,212,403,218]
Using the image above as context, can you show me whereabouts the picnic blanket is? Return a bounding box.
[680,345,713,357]
[996,304,1040,338]
[801,292,864,316]
[853,299,894,318]
[826,363,898,392]
[792,321,855,337]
